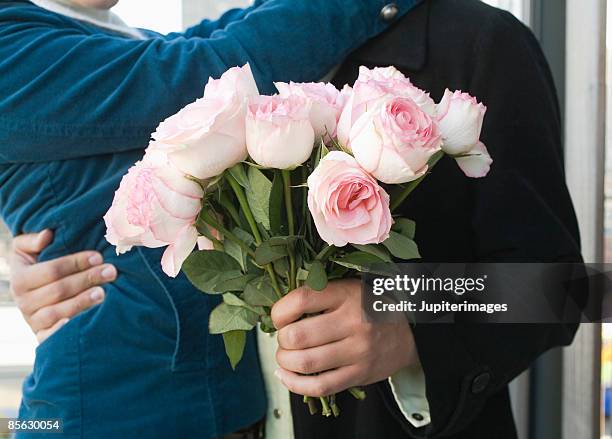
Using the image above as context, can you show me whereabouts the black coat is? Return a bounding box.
[290,0,582,438]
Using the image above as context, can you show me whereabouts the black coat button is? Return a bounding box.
[380,3,399,22]
[471,372,491,394]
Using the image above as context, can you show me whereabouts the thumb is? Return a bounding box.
[12,229,54,262]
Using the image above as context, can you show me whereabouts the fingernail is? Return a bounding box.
[90,287,105,303]
[59,318,70,327]
[101,265,116,280]
[88,253,103,266]
[37,229,51,244]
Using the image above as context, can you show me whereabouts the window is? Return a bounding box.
[482,0,529,24]
[112,0,182,33]
[112,0,252,33]
[0,221,36,420]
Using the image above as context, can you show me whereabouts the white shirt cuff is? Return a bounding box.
[388,364,431,428]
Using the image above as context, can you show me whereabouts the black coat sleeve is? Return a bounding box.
[390,10,582,438]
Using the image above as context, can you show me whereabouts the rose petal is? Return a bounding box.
[455,142,493,178]
[161,225,199,277]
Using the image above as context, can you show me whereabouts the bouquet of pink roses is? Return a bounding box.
[104,64,491,417]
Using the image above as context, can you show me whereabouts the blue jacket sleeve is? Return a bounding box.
[165,0,265,40]
[0,0,418,163]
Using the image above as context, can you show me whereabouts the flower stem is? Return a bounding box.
[304,395,318,415]
[319,396,332,417]
[199,209,255,259]
[316,245,337,262]
[330,394,340,417]
[348,387,367,401]
[226,173,263,244]
[226,172,283,299]
[282,170,297,291]
[390,150,445,212]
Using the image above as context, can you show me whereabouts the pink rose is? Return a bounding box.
[437,89,487,154]
[350,96,442,184]
[151,64,259,180]
[104,148,204,277]
[337,66,435,148]
[204,63,259,102]
[436,89,492,177]
[275,81,343,139]
[246,95,315,169]
[358,68,436,115]
[307,151,392,246]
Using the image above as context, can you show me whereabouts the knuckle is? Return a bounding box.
[13,295,31,315]
[67,301,82,317]
[296,355,316,374]
[39,308,58,327]
[53,283,70,300]
[46,264,63,281]
[75,293,92,311]
[286,327,306,349]
[311,382,330,398]
[86,269,98,287]
[9,277,25,295]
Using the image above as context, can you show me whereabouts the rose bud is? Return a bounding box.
[350,96,442,184]
[307,151,393,247]
[437,89,487,155]
[246,95,315,169]
[275,81,343,140]
[152,64,258,180]
[104,148,203,278]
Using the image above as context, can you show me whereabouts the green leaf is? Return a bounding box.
[314,141,330,168]
[268,235,301,246]
[183,251,243,293]
[222,330,247,370]
[382,231,421,260]
[246,167,272,230]
[233,228,255,247]
[297,268,309,282]
[204,174,224,191]
[255,241,288,265]
[273,257,290,279]
[332,251,387,272]
[320,142,330,158]
[209,302,259,334]
[392,218,416,240]
[243,276,278,307]
[223,292,260,314]
[228,163,249,188]
[215,274,257,292]
[352,244,392,262]
[327,264,349,280]
[269,172,285,235]
[224,238,245,270]
[260,315,276,333]
[242,161,268,170]
[195,217,216,241]
[306,260,328,291]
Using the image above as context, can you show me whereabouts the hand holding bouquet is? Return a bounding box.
[104,64,491,417]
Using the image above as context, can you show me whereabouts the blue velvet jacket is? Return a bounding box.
[0,0,417,437]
